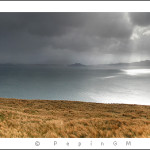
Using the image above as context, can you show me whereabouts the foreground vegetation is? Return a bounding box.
[0,98,150,137]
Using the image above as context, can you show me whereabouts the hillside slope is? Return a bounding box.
[0,98,150,138]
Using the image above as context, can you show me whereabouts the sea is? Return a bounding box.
[0,64,150,105]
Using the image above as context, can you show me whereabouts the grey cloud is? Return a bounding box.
[0,13,133,38]
[0,13,86,36]
[27,13,133,39]
[129,12,150,27]
[0,12,149,65]
[84,13,133,39]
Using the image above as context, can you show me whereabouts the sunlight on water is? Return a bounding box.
[102,76,116,79]
[122,69,150,76]
[0,65,150,105]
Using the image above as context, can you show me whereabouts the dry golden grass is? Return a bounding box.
[0,98,150,138]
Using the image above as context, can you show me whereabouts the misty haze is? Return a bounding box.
[1,12,150,138]
[0,12,150,105]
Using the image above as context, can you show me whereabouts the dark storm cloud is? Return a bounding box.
[0,12,150,64]
[129,13,150,26]
[83,13,133,39]
[28,13,133,39]
[0,13,86,36]
[0,13,133,38]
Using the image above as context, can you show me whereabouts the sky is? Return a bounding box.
[0,12,150,65]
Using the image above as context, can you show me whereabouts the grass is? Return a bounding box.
[0,97,150,137]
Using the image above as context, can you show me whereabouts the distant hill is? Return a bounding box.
[131,60,150,66]
[0,60,150,67]
[69,63,86,67]
[110,60,150,66]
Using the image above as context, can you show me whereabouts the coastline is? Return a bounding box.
[0,98,150,138]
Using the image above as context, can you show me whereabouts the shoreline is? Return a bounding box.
[0,97,149,106]
[0,97,150,138]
